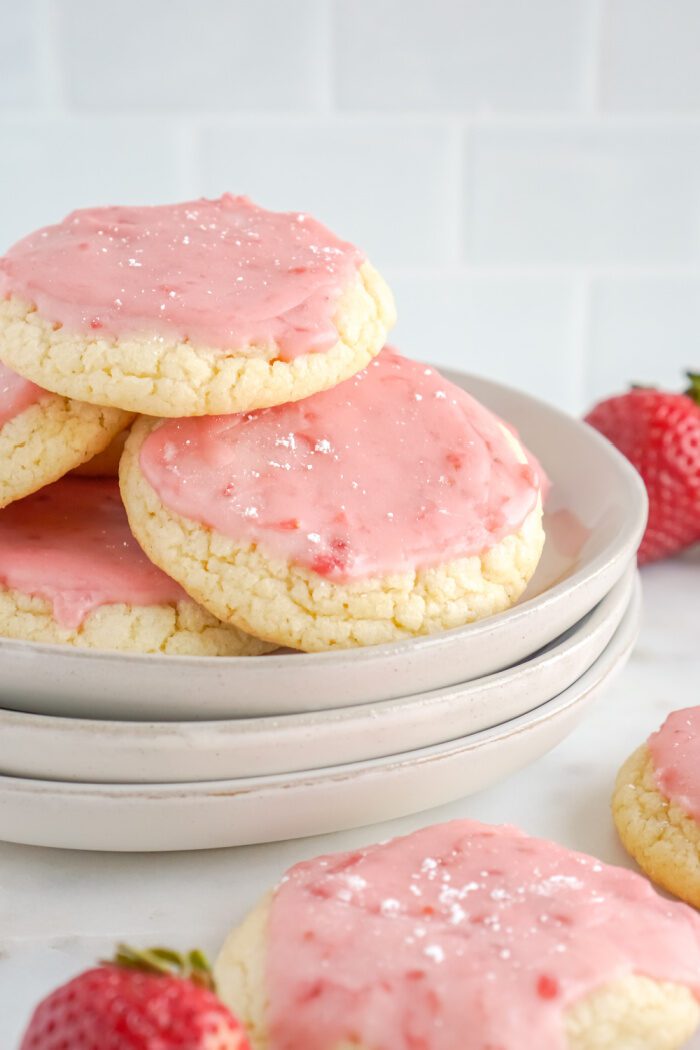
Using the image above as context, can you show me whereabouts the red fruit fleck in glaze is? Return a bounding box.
[585,373,700,564]
[537,975,560,1000]
[310,553,344,576]
[19,946,250,1050]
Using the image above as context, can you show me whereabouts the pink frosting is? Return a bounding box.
[649,707,700,821]
[0,478,187,628]
[139,349,540,581]
[266,820,700,1050]
[0,195,364,359]
[0,361,46,428]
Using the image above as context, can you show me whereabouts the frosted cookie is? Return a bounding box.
[73,427,129,477]
[614,707,700,908]
[215,819,700,1050]
[0,477,273,655]
[0,360,131,508]
[0,195,395,417]
[120,348,545,652]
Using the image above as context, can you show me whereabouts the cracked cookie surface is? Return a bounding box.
[0,263,395,417]
[72,427,129,477]
[0,586,274,655]
[0,393,131,508]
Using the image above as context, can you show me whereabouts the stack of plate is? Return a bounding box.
[0,373,647,852]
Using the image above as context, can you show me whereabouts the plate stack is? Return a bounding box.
[0,373,646,852]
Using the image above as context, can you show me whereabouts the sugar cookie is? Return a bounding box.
[0,196,395,416]
[72,427,129,477]
[120,349,545,652]
[0,477,273,656]
[0,360,131,508]
[216,820,700,1050]
[614,706,700,908]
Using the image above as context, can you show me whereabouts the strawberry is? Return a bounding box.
[585,372,700,564]
[20,944,250,1050]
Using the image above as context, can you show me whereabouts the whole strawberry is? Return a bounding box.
[20,945,249,1050]
[585,372,700,564]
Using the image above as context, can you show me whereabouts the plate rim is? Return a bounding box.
[0,562,636,740]
[0,573,641,797]
[0,371,647,671]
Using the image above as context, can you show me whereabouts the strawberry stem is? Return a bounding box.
[105,944,217,992]
[686,371,700,405]
[187,949,217,990]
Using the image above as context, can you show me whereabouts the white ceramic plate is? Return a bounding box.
[0,576,641,852]
[0,565,635,784]
[0,372,646,721]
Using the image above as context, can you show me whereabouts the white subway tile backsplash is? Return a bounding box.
[387,272,580,412]
[1,0,699,417]
[197,120,456,266]
[602,0,700,112]
[470,125,700,265]
[56,0,322,112]
[0,119,180,249]
[0,2,40,107]
[334,0,588,113]
[586,277,700,405]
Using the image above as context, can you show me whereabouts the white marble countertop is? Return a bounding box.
[1,552,698,1046]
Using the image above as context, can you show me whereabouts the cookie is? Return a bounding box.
[0,360,131,508]
[0,477,273,656]
[72,427,128,477]
[120,349,545,652]
[613,707,700,908]
[0,195,395,417]
[215,820,700,1050]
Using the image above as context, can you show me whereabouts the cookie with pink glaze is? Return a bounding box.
[614,707,700,908]
[0,477,274,656]
[0,196,395,417]
[215,820,700,1050]
[119,349,545,652]
[0,360,131,508]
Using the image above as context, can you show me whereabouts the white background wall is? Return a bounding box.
[2,0,700,413]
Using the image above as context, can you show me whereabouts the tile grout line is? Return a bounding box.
[580,0,606,114]
[34,0,65,115]
[311,0,335,114]
[382,264,700,280]
[570,272,593,411]
[4,109,700,129]
[443,121,468,265]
